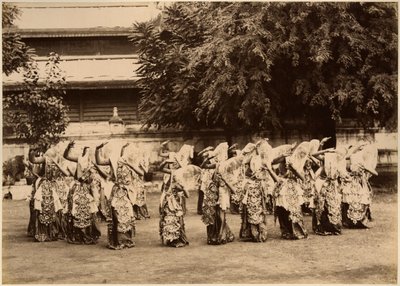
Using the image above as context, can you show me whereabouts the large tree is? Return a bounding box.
[2,2,34,75]
[2,4,69,150]
[131,2,397,137]
[129,4,207,130]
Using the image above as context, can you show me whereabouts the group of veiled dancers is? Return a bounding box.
[25,136,378,249]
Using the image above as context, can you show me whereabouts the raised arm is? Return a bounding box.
[360,164,378,176]
[346,143,368,159]
[314,165,324,179]
[308,155,321,165]
[200,158,216,169]
[218,174,236,194]
[24,160,40,178]
[120,142,130,157]
[264,163,280,183]
[272,153,289,165]
[161,167,172,174]
[92,162,112,180]
[159,159,172,170]
[51,160,70,177]
[63,141,79,162]
[173,155,184,168]
[122,158,144,176]
[311,148,335,157]
[319,137,331,151]
[66,165,75,176]
[198,146,214,157]
[159,141,170,158]
[28,149,45,164]
[95,142,110,166]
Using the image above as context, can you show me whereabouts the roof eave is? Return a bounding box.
[3,79,140,91]
[4,27,133,38]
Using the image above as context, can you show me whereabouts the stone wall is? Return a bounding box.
[3,121,398,174]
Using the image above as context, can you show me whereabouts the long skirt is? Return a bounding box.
[107,208,135,250]
[66,213,101,244]
[313,179,341,235]
[239,179,268,242]
[132,186,150,220]
[206,207,235,245]
[107,185,136,249]
[27,188,36,237]
[66,182,101,244]
[198,169,212,215]
[274,179,308,240]
[341,174,372,229]
[98,188,112,222]
[301,168,315,215]
[240,207,268,242]
[159,191,189,247]
[33,179,63,242]
[197,190,204,215]
[341,202,371,228]
[133,204,150,220]
[33,209,59,242]
[230,180,245,215]
[275,207,308,239]
[55,211,69,240]
[54,178,70,239]
[202,179,235,245]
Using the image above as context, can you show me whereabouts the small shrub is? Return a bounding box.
[2,155,25,185]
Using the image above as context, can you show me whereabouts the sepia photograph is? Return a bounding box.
[2,1,398,284]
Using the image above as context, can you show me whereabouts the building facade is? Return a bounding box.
[2,3,397,174]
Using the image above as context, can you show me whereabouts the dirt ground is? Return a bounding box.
[2,189,398,284]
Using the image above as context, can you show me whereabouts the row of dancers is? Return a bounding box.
[25,136,378,249]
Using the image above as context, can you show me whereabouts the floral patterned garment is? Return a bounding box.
[159,186,188,246]
[55,177,69,214]
[115,160,146,207]
[242,178,267,225]
[37,180,58,226]
[341,171,372,224]
[315,178,342,226]
[46,161,70,213]
[44,159,63,180]
[110,185,135,233]
[70,183,96,228]
[70,167,98,229]
[201,172,219,226]
[301,160,315,208]
[35,162,64,223]
[274,173,304,224]
[240,178,268,242]
[200,168,213,192]
[230,169,246,207]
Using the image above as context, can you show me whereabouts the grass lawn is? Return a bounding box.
[2,188,397,284]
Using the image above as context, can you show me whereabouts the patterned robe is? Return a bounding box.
[33,162,63,242]
[240,178,268,242]
[201,172,235,245]
[273,171,308,240]
[159,184,189,247]
[341,170,372,228]
[107,160,139,250]
[66,164,101,244]
[313,176,342,235]
[301,160,316,211]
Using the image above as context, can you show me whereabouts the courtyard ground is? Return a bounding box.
[2,187,397,284]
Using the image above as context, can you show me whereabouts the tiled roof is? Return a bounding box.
[3,56,142,90]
